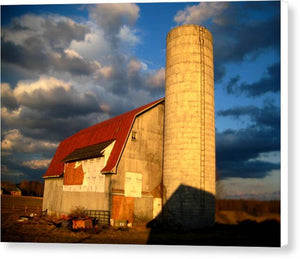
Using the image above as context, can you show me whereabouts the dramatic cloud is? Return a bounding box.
[13,77,101,116]
[1,83,18,110]
[1,129,58,156]
[89,3,140,35]
[1,14,95,77]
[174,2,280,83]
[217,160,280,179]
[217,101,280,128]
[216,101,280,178]
[2,159,49,182]
[225,62,280,97]
[1,77,107,144]
[3,14,89,49]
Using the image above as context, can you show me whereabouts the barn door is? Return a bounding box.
[111,195,135,223]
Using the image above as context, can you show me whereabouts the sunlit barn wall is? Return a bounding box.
[111,103,164,222]
[43,146,115,215]
[43,177,63,216]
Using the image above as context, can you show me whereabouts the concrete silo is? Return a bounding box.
[163,25,215,229]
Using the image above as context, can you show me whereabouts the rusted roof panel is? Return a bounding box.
[43,98,164,178]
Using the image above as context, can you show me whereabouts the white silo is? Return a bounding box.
[163,25,215,229]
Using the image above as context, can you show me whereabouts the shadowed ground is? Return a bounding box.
[146,219,280,246]
[146,185,280,246]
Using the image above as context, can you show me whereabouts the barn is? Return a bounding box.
[43,25,216,229]
[43,98,165,224]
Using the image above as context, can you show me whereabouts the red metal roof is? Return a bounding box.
[43,98,164,178]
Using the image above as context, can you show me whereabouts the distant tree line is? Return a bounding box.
[1,180,44,197]
[215,199,280,215]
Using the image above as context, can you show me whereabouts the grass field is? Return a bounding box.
[1,194,43,213]
[1,195,280,246]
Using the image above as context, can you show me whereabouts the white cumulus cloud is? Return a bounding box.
[174,2,229,25]
[22,159,52,169]
[1,129,58,155]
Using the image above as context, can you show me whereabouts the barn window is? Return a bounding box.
[131,131,137,141]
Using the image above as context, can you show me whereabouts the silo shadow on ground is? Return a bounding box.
[146,185,280,247]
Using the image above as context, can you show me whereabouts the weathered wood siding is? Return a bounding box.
[111,103,164,222]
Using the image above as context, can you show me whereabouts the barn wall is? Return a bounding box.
[59,150,114,214]
[43,142,115,216]
[111,103,164,222]
[59,175,111,214]
[43,177,63,216]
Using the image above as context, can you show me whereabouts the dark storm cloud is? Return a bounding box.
[216,127,280,179]
[217,160,280,179]
[214,65,226,83]
[225,75,240,94]
[2,159,47,182]
[16,87,101,117]
[225,62,280,97]
[212,14,280,64]
[1,83,19,110]
[1,14,95,76]
[2,39,98,76]
[213,12,280,82]
[217,126,279,163]
[42,18,90,50]
[1,40,52,72]
[1,77,108,144]
[216,102,280,179]
[96,54,165,98]
[217,101,280,128]
[16,112,103,142]
[174,2,280,82]
[56,53,99,76]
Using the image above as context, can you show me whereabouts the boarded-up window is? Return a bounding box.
[124,172,142,197]
[63,157,105,192]
[63,162,84,185]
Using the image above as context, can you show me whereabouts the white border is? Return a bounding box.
[280,0,288,247]
[1,0,294,258]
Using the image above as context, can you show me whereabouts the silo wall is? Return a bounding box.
[162,25,215,229]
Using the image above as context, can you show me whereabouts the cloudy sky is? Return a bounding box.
[1,1,280,200]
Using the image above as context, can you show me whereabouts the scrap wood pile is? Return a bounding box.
[47,215,96,230]
[15,211,97,231]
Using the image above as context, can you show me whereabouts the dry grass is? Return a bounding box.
[1,211,149,244]
[1,195,43,213]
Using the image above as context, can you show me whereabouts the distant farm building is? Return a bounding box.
[9,187,22,196]
[43,25,216,229]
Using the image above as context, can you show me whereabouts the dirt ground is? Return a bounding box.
[1,210,280,246]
